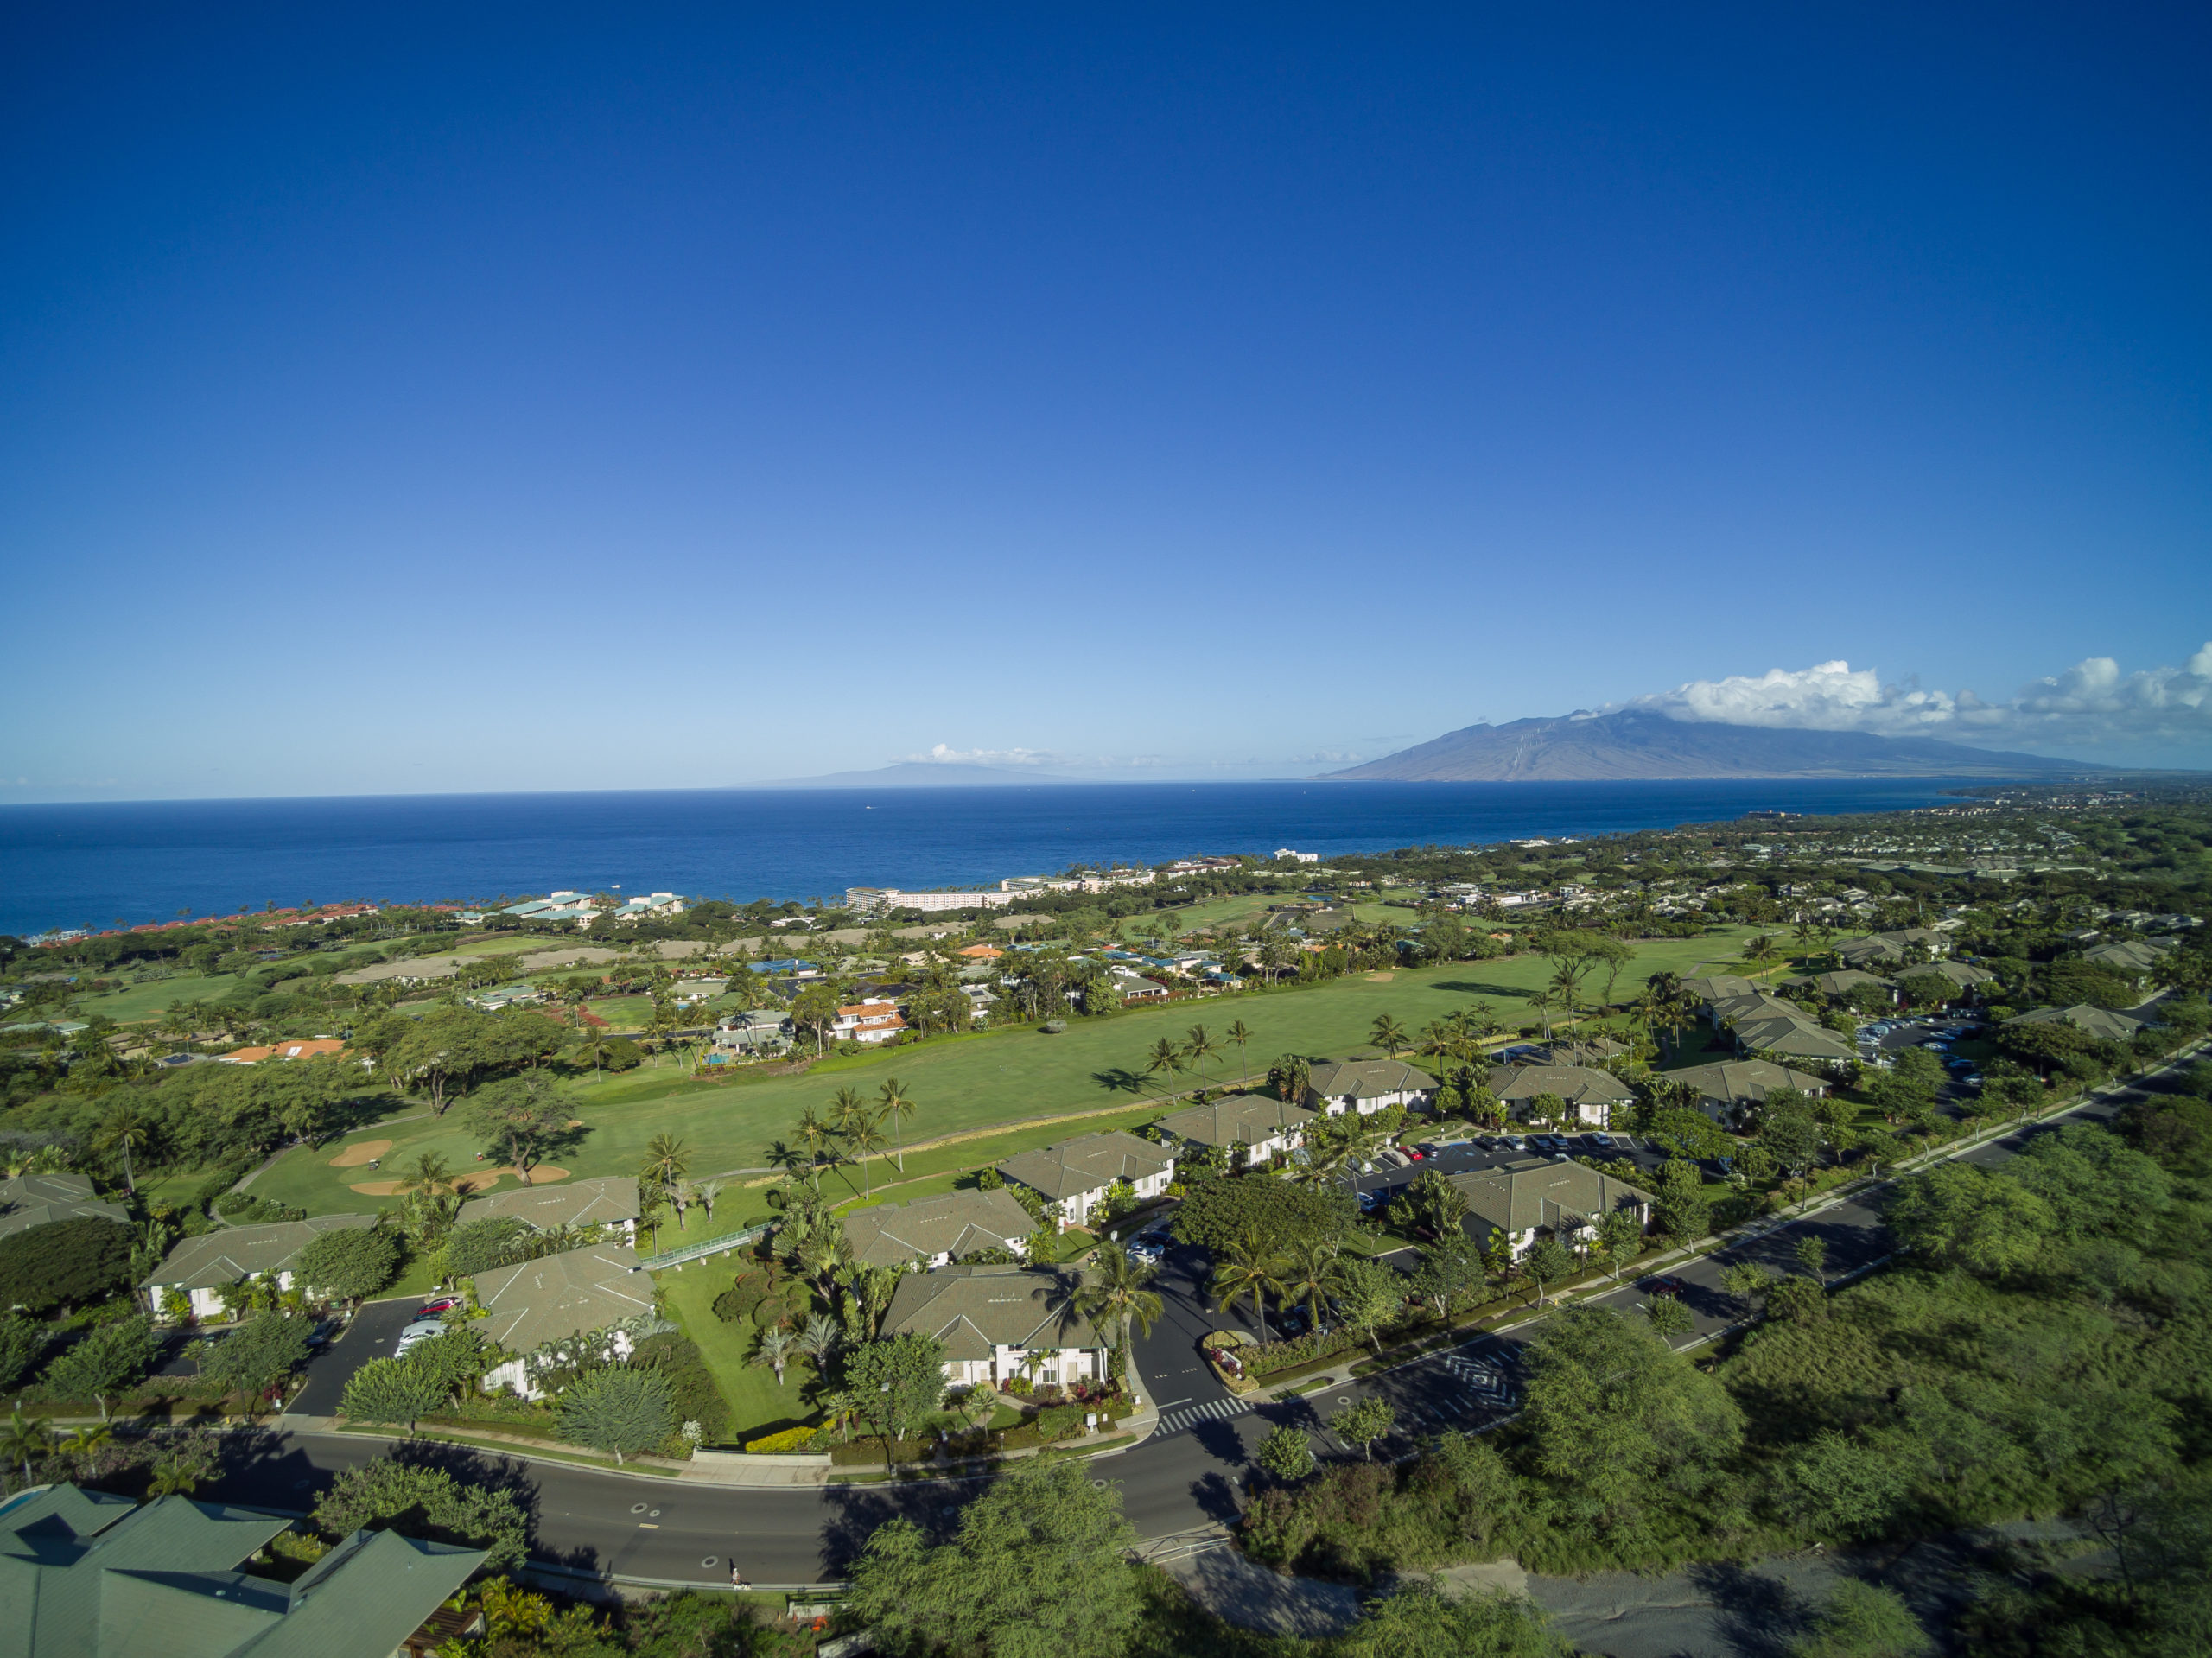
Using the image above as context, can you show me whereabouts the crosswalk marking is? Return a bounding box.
[1154,1396,1256,1438]
[1442,1355,1516,1405]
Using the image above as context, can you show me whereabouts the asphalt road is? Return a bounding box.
[289,1296,436,1415]
[197,1047,2197,1588]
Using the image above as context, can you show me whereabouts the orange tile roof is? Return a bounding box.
[956,944,1004,959]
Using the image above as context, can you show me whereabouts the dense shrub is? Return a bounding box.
[445,1217,531,1275]
[631,1331,728,1447]
[295,1224,399,1300]
[0,1216,137,1312]
[215,1192,306,1223]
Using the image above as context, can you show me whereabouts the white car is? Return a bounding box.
[1125,1241,1164,1266]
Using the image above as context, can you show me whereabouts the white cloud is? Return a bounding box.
[1630,644,2212,753]
[904,743,1058,767]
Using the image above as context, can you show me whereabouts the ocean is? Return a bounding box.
[0,778,1981,938]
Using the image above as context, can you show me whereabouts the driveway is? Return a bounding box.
[1128,1238,1242,1436]
[289,1295,434,1416]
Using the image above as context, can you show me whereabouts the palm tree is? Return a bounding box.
[1,1408,51,1484]
[639,1134,692,1228]
[876,1077,918,1172]
[1184,1026,1221,1089]
[753,1325,798,1387]
[1143,1038,1185,1100]
[60,1421,113,1470]
[149,1451,203,1497]
[1548,965,1585,1032]
[797,1228,853,1300]
[1281,1239,1343,1330]
[97,1105,152,1196]
[1369,1014,1408,1058]
[397,1151,456,1204]
[1529,989,1555,1041]
[827,1086,870,1140]
[1077,1247,1164,1363]
[1209,1226,1287,1339]
[844,1110,890,1198]
[1271,1053,1311,1105]
[793,1105,832,1189]
[1225,1020,1255,1081]
[797,1312,842,1368]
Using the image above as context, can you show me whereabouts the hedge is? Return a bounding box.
[743,1426,817,1454]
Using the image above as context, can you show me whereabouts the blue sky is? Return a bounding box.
[3,3,2209,800]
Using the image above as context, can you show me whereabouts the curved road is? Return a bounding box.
[200,1050,2198,1586]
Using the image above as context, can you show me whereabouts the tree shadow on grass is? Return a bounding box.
[1092,1068,1147,1097]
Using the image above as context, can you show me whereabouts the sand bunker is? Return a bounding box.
[328,1140,393,1168]
[348,1165,570,1199]
[1363,971,1397,982]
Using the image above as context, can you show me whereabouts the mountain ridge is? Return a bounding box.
[1322,709,2101,781]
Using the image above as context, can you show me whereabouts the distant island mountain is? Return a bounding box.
[1323,709,2099,782]
[752,761,1084,789]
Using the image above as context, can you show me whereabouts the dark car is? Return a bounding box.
[1643,1275,1688,1298]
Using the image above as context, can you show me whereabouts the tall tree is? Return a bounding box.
[845,1460,1141,1658]
[96,1104,154,1196]
[465,1075,582,1186]
[638,1133,693,1226]
[1076,1247,1164,1361]
[1183,1024,1221,1087]
[876,1077,918,1172]
[1209,1226,1287,1337]
[557,1365,675,1465]
[1225,1019,1255,1080]
[340,1356,447,1433]
[41,1315,157,1422]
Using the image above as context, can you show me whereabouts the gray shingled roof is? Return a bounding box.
[456,1175,640,1232]
[1660,1058,1832,1105]
[1305,1058,1435,1101]
[1731,1017,1855,1061]
[473,1242,655,1356]
[881,1264,1103,1363]
[1445,1157,1656,1239]
[995,1132,1172,1202]
[1482,1064,1633,1107]
[144,1215,377,1292]
[1154,1094,1315,1149]
[2005,1003,2145,1042]
[2082,939,2169,975]
[844,1188,1039,1268]
[0,1172,128,1241]
[1779,969,1895,999]
[0,1487,482,1658]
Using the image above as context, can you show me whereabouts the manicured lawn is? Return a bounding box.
[246,927,1764,1217]
[74,971,246,1026]
[658,1262,822,1445]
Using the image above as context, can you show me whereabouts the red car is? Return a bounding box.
[1644,1276,1688,1299]
[416,1297,462,1317]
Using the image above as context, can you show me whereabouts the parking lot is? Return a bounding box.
[1855,1013,1992,1095]
[287,1294,441,1416]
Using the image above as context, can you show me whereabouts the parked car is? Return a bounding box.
[1126,1241,1164,1266]
[415,1297,462,1318]
[1962,1072,1985,1088]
